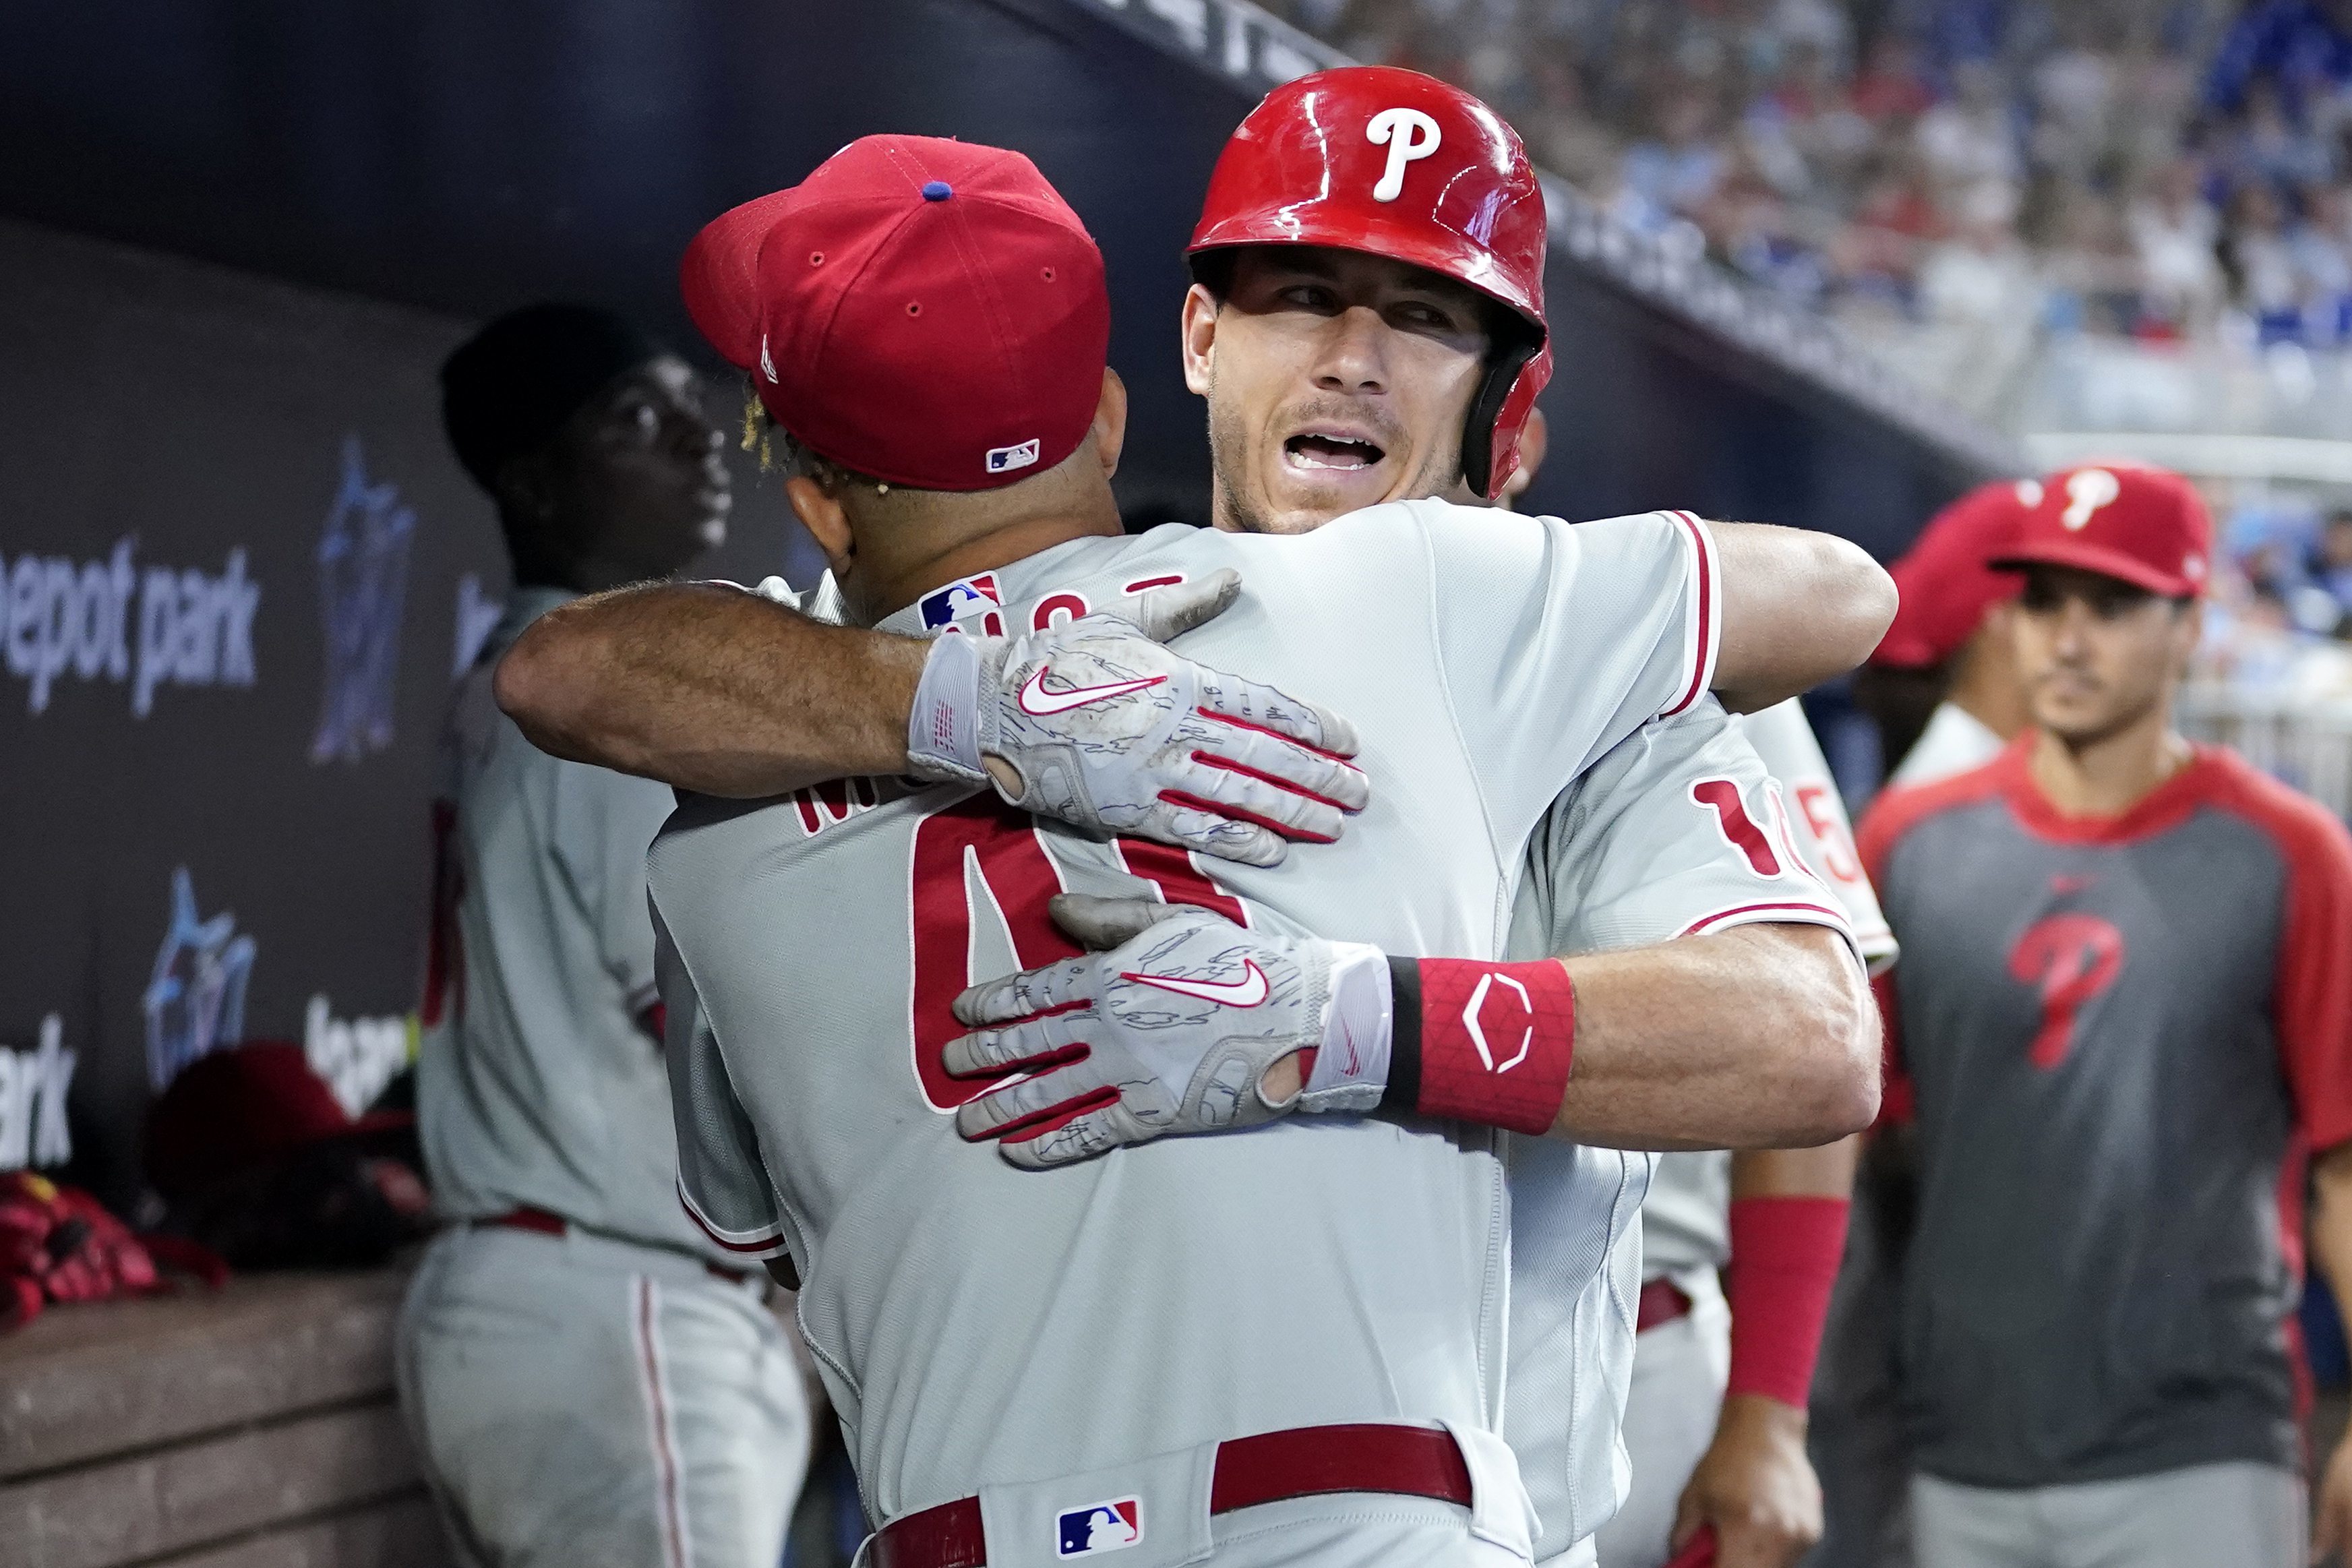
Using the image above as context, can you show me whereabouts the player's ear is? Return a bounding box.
[1180,284,1219,397]
[784,474,855,578]
[1091,367,1128,481]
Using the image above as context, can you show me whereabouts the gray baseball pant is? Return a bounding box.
[1910,1462,2302,1568]
[396,1222,811,1568]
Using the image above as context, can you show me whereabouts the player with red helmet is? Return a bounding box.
[496,67,1895,1568]
[1180,65,1552,526]
[1094,65,1881,1568]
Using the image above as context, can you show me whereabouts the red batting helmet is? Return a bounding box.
[1188,65,1552,500]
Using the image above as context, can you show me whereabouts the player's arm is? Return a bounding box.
[1667,1142,1852,1568]
[495,570,1366,867]
[1707,521,1896,715]
[499,579,922,794]
[2273,803,2352,1562]
[2310,1143,2352,1559]
[941,705,1880,1166]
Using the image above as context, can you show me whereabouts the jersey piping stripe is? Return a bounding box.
[1679,899,1855,936]
[634,1277,692,1568]
[676,1180,789,1257]
[1662,510,1719,719]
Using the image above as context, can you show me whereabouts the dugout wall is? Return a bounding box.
[0,0,2011,1204]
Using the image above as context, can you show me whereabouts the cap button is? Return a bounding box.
[921,181,953,202]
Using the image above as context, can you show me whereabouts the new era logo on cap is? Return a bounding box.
[1056,1497,1142,1558]
[987,438,1042,475]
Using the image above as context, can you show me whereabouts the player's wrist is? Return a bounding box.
[904,632,990,787]
[1718,1389,1811,1433]
[1292,942,1393,1113]
[1723,1195,1850,1407]
[1378,957,1576,1136]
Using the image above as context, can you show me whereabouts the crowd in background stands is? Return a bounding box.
[1259,0,2352,351]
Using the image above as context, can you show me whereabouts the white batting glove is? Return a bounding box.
[903,570,1366,867]
[944,895,1394,1169]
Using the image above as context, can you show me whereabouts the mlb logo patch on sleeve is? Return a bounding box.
[919,572,1003,630]
[1056,1497,1142,1557]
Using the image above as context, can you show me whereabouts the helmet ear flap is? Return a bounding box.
[1461,336,1548,500]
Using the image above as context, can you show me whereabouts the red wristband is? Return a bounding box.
[1387,957,1576,1136]
[1724,1195,1850,1408]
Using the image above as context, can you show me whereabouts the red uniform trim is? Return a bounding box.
[1679,900,1854,937]
[675,1182,790,1258]
[1662,510,1718,718]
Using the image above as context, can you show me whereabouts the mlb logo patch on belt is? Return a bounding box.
[1055,1497,1142,1558]
[919,572,1003,630]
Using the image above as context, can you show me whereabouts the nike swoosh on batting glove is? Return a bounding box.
[941,895,1391,1169]
[903,569,1368,867]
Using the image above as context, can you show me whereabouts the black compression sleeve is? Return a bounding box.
[1383,956,1422,1114]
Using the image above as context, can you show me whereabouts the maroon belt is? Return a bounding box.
[1637,1278,1693,1334]
[481,1206,759,1287]
[871,1422,1475,1568]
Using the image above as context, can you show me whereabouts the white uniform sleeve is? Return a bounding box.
[655,905,794,1261]
[548,762,677,1016]
[1734,700,1897,972]
[1511,698,1857,960]
[1421,504,1720,847]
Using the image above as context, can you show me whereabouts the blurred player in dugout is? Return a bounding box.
[399,305,811,1568]
[1811,476,2041,1568]
[1857,464,2352,1568]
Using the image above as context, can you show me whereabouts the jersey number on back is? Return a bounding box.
[907,797,1246,1112]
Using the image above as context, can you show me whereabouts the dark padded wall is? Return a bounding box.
[0,222,810,1207]
[0,0,2007,1205]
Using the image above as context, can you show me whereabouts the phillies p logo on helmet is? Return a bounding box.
[1366,107,1442,202]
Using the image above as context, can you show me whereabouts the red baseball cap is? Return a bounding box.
[1990,462,2212,599]
[144,1042,413,1201]
[680,136,1112,492]
[1871,478,2042,669]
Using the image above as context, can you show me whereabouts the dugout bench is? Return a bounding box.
[0,1266,445,1568]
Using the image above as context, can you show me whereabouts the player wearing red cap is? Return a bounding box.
[1856,464,2352,1567]
[1812,474,2043,1568]
[496,67,1898,1568]
[1864,478,2043,789]
[624,130,1882,1568]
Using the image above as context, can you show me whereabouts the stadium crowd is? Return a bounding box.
[1261,0,2352,351]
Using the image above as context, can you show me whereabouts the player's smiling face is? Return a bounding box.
[1183,246,1492,535]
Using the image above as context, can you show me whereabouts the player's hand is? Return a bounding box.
[1669,1395,1821,1568]
[943,895,1389,1169]
[2314,1428,2352,1563]
[904,568,1367,866]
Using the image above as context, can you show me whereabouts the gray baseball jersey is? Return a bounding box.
[653,502,1724,1536]
[417,587,725,1262]
[1501,698,1863,1559]
[1640,700,1896,1292]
